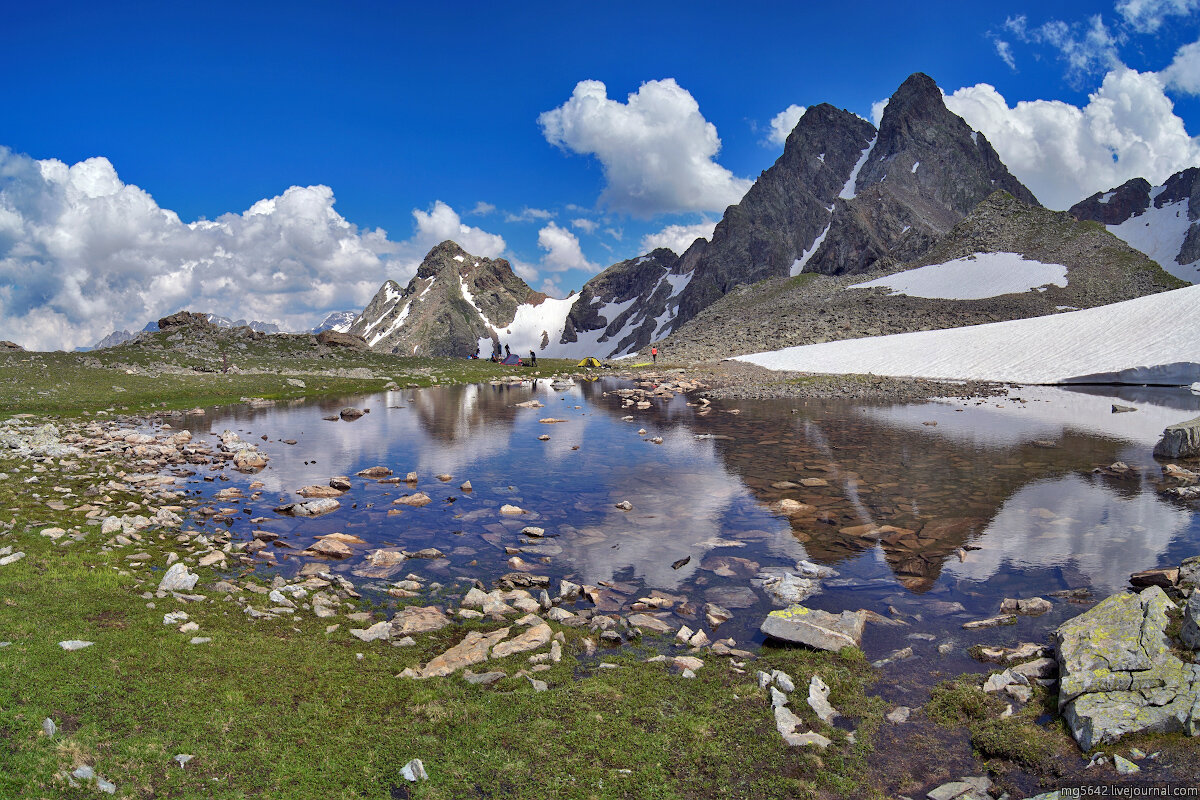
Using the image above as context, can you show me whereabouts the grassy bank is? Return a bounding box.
[0,434,886,799]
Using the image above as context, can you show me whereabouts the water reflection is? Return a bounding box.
[178,378,1199,654]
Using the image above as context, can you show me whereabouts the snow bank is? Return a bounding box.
[847,253,1067,300]
[736,284,1200,385]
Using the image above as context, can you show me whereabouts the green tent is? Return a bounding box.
[577,357,602,368]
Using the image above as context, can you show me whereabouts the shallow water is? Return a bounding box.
[172,377,1200,692]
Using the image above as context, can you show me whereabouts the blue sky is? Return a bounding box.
[2,0,1199,348]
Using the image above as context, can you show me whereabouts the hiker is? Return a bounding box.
[504,343,511,359]
[472,346,480,359]
[529,350,537,366]
[651,346,658,364]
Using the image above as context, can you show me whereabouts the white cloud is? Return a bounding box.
[995,39,1017,70]
[538,78,751,217]
[536,222,599,273]
[870,99,889,127]
[1161,39,1200,94]
[411,200,506,257]
[945,67,1200,209]
[467,201,495,216]
[1004,14,1124,83]
[605,227,623,241]
[639,220,717,255]
[504,207,555,223]
[0,147,507,350]
[570,218,598,234]
[765,104,806,147]
[1116,0,1200,32]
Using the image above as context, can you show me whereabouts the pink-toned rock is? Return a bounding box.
[392,606,452,636]
[297,485,345,498]
[420,628,510,678]
[490,623,552,659]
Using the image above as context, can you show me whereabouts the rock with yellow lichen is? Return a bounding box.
[759,605,866,651]
[1056,585,1200,750]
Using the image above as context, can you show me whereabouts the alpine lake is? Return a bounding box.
[157,374,1200,792]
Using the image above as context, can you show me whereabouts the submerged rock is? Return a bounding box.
[1056,585,1200,750]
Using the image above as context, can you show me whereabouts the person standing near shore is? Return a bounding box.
[651,346,658,364]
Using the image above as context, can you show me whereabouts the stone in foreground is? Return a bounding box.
[1056,585,1200,750]
[760,605,866,651]
[157,563,199,593]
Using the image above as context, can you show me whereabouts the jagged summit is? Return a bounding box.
[670,71,1040,331]
[349,240,550,357]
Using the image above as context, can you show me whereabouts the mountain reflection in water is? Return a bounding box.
[180,379,1198,655]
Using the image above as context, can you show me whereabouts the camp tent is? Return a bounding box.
[500,353,522,365]
[577,357,602,368]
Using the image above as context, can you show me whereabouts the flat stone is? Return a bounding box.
[297,485,344,498]
[886,706,910,724]
[1130,568,1179,589]
[394,493,431,507]
[392,606,451,636]
[306,539,352,558]
[760,605,866,651]
[349,621,392,642]
[962,614,1017,630]
[420,628,510,678]
[59,640,94,651]
[626,614,673,634]
[927,777,991,800]
[999,597,1052,615]
[491,623,552,659]
[1113,754,1140,774]
[463,670,506,686]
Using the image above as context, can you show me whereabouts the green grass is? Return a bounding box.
[0,330,585,416]
[0,444,886,799]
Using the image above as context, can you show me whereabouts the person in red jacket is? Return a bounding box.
[651,346,658,364]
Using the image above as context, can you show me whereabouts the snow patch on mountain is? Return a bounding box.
[847,253,1068,300]
[1107,199,1199,282]
[838,136,876,200]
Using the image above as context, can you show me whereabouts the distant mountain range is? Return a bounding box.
[85,313,283,351]
[345,72,1193,360]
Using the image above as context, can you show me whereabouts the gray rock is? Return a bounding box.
[760,605,866,651]
[886,706,911,724]
[772,670,796,693]
[1154,416,1200,459]
[463,670,506,686]
[400,758,428,782]
[807,674,838,722]
[42,718,56,737]
[1114,754,1140,774]
[1181,591,1200,650]
[96,777,116,794]
[1056,585,1200,750]
[58,640,94,651]
[158,563,199,593]
[72,766,95,780]
[769,686,788,708]
[927,776,991,800]
[173,754,194,767]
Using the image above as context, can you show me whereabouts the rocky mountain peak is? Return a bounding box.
[1069,178,1152,225]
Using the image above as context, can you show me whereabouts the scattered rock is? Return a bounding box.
[1154,416,1200,459]
[807,675,838,722]
[158,563,199,593]
[400,758,428,782]
[886,706,911,724]
[59,640,94,651]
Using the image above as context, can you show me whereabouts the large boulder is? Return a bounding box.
[157,311,213,330]
[1056,586,1200,750]
[1154,416,1200,459]
[316,329,368,349]
[760,605,866,651]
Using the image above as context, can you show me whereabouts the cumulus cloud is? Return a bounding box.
[945,67,1200,209]
[570,218,598,234]
[1116,0,1200,32]
[0,147,507,350]
[536,222,599,273]
[765,104,806,147]
[538,78,751,217]
[639,220,717,255]
[1161,39,1200,94]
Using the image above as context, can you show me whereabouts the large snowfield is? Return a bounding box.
[847,252,1067,299]
[1106,196,1200,283]
[736,284,1200,385]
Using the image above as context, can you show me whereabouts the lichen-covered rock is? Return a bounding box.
[1154,416,1200,459]
[1182,592,1200,650]
[760,605,866,651]
[1055,586,1200,750]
